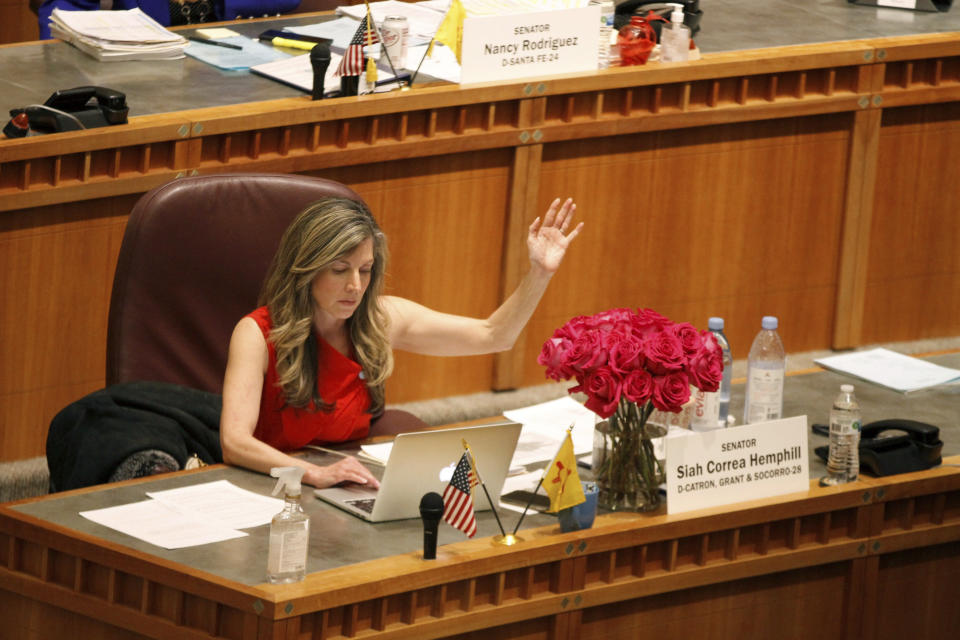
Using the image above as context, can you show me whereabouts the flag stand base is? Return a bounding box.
[492,534,523,546]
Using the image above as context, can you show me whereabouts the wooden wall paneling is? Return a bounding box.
[523,114,851,388]
[0,196,135,461]
[6,35,960,459]
[494,96,546,391]
[305,150,515,403]
[861,102,960,345]
[873,542,960,640]
[0,0,39,45]
[832,105,883,349]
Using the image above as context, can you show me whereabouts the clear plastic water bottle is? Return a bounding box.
[708,317,733,424]
[592,0,616,68]
[820,385,862,486]
[743,316,786,424]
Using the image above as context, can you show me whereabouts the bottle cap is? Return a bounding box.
[708,317,724,331]
[840,384,854,393]
[667,3,684,23]
[761,316,778,330]
[270,466,305,497]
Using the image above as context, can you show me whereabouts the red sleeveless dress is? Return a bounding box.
[248,307,372,451]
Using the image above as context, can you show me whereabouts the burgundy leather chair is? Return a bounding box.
[106,173,425,436]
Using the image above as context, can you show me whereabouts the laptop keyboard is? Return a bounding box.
[346,498,376,514]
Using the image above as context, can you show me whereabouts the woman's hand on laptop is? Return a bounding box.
[305,457,380,489]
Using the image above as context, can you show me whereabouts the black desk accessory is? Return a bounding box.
[5,86,128,136]
[310,42,331,101]
[812,419,943,476]
[258,29,332,45]
[419,492,443,560]
[340,75,360,97]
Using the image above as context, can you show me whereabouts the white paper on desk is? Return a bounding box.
[251,51,398,95]
[407,42,461,83]
[80,499,246,549]
[51,8,183,43]
[147,480,283,530]
[337,1,445,45]
[814,348,960,393]
[285,17,373,49]
[185,36,289,71]
[359,442,392,464]
[504,396,596,466]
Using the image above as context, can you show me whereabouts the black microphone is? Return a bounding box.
[419,492,444,560]
[310,42,331,101]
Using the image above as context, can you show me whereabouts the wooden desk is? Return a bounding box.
[2,28,960,460]
[1,457,958,639]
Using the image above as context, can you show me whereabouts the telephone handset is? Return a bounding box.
[4,86,128,138]
[813,419,943,476]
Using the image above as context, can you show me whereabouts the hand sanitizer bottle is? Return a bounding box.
[267,467,310,584]
[660,3,690,63]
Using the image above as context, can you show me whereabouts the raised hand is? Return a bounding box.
[527,197,583,275]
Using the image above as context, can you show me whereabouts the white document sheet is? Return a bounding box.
[504,396,597,464]
[336,1,446,45]
[814,348,960,393]
[147,479,283,530]
[80,499,247,549]
[251,51,399,95]
[286,16,376,50]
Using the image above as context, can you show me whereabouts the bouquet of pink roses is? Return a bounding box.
[538,307,724,418]
[539,307,724,511]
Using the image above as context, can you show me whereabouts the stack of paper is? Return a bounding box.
[79,480,282,549]
[49,8,188,61]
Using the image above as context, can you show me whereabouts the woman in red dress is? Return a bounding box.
[220,196,582,488]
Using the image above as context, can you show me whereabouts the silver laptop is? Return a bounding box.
[314,421,522,522]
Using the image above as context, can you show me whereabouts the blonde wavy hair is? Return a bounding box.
[259,197,392,414]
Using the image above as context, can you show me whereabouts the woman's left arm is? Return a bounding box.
[386,197,582,356]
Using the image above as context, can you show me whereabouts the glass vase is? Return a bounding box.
[593,399,666,512]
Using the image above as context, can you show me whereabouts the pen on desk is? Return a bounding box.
[187,36,243,50]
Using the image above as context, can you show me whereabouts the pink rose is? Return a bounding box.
[581,366,622,418]
[671,322,702,359]
[607,331,644,375]
[632,308,671,337]
[591,308,634,332]
[687,331,722,392]
[565,332,608,373]
[622,368,654,404]
[556,316,590,341]
[538,337,572,381]
[643,330,685,375]
[651,372,691,413]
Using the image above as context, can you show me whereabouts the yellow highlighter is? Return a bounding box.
[271,37,317,51]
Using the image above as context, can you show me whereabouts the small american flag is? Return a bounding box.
[442,452,478,538]
[335,15,379,78]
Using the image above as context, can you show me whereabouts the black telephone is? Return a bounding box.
[4,86,128,138]
[614,0,703,36]
[813,419,943,476]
